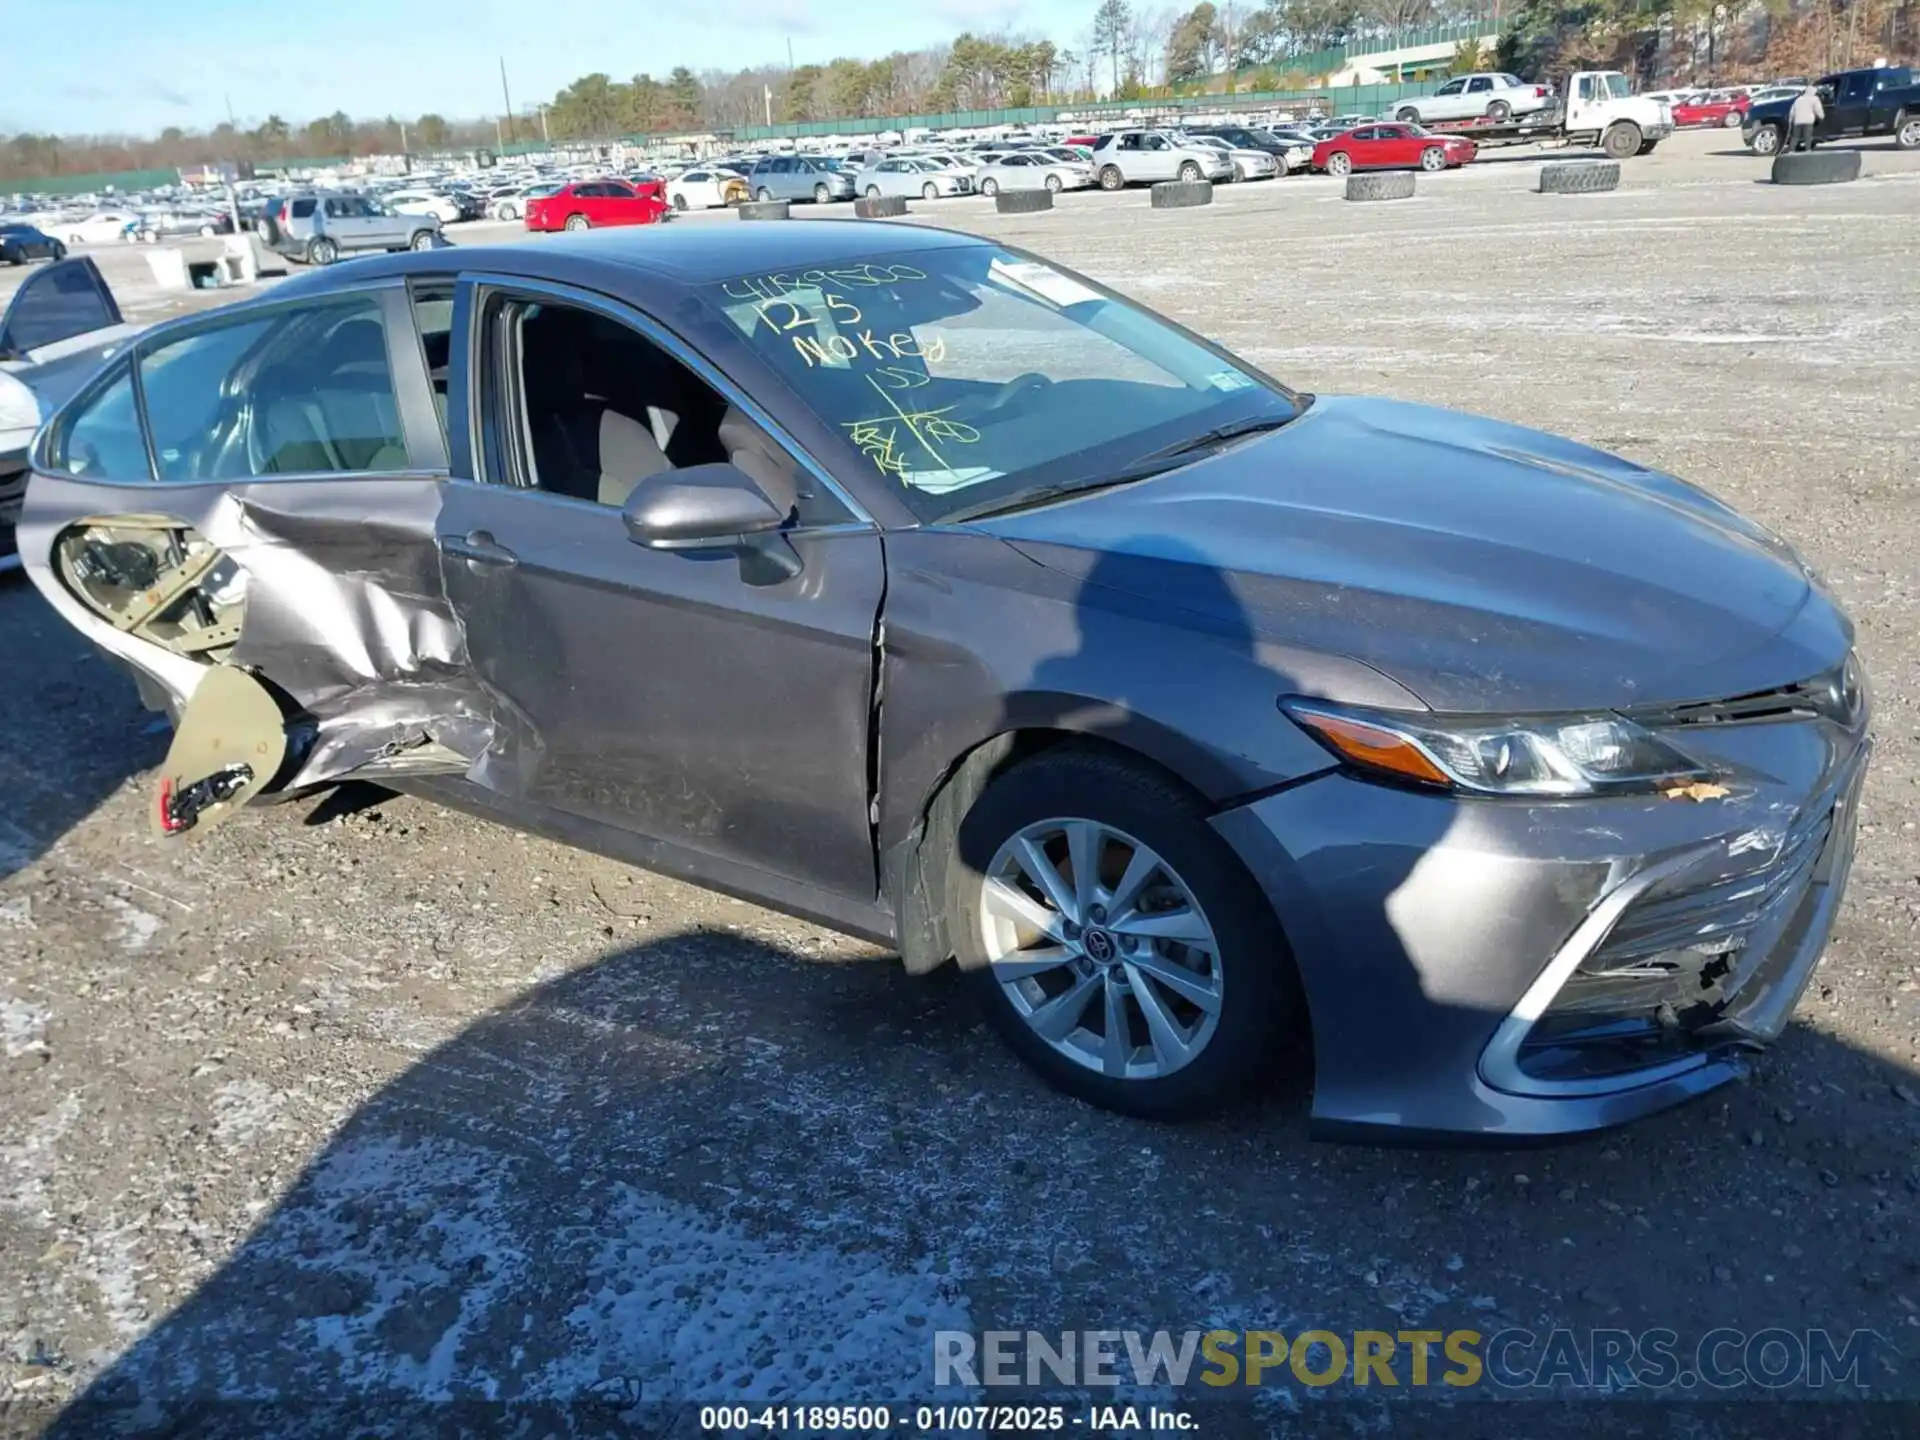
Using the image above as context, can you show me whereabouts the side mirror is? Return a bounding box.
[621,462,786,550]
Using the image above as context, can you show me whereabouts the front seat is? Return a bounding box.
[521,318,671,505]
[718,406,801,521]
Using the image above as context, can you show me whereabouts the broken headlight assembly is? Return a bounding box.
[1280,699,1715,798]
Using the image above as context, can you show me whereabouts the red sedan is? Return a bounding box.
[1312,123,1476,177]
[1671,91,1748,128]
[524,179,670,233]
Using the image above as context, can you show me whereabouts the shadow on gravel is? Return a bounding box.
[31,923,1919,1438]
[0,578,167,879]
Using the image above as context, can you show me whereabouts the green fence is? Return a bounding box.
[0,167,180,197]
[725,78,1447,143]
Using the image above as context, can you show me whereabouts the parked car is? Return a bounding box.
[0,258,139,573]
[1671,91,1748,128]
[14,225,1869,1141]
[59,211,139,245]
[1174,133,1279,181]
[384,189,465,224]
[1393,73,1554,125]
[1312,123,1477,176]
[1743,66,1920,153]
[974,152,1095,195]
[1090,130,1233,189]
[855,157,970,200]
[261,191,443,266]
[665,168,749,210]
[1187,125,1312,174]
[0,222,66,264]
[523,180,671,232]
[746,154,857,204]
[489,183,560,221]
[132,209,233,242]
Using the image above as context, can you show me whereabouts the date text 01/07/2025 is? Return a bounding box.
[698,1405,1201,1432]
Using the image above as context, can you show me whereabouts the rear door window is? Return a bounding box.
[0,256,123,357]
[54,362,148,480]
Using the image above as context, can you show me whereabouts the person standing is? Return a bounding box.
[1788,84,1825,152]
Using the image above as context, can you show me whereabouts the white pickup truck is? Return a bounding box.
[1393,70,1674,160]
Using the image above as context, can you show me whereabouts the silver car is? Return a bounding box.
[1089,130,1233,189]
[263,191,441,266]
[855,158,968,201]
[975,152,1095,196]
[745,154,856,204]
[1175,134,1279,181]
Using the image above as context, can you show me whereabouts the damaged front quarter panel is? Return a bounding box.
[23,473,533,831]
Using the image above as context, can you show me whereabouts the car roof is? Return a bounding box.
[270,219,986,292]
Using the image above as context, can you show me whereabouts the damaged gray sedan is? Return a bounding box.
[17,227,1869,1140]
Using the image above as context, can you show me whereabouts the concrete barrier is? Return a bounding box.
[737,200,792,221]
[994,189,1054,214]
[1770,150,1862,185]
[854,195,909,218]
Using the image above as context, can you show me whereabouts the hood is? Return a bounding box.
[976,395,1840,713]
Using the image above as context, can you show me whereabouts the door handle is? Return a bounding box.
[439,529,518,568]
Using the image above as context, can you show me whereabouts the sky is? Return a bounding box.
[1,0,1100,136]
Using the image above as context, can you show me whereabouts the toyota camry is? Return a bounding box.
[13,226,1868,1140]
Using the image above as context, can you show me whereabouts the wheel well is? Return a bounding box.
[891,728,1216,976]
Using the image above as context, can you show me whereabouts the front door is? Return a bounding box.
[435,278,887,902]
[1827,72,1872,136]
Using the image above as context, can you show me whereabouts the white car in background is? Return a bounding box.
[664,167,749,210]
[383,190,463,224]
[60,211,139,245]
[487,184,558,221]
[974,152,1095,196]
[1395,72,1554,125]
[1176,134,1279,181]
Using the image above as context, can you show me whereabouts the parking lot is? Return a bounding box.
[4,127,1919,1430]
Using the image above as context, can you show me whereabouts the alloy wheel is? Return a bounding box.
[981,178,999,196]
[1328,153,1351,177]
[979,818,1223,1081]
[1421,146,1447,171]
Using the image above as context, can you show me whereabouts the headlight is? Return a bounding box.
[1281,699,1715,797]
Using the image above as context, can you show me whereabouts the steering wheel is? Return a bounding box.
[971,371,1054,418]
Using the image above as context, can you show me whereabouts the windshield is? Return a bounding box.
[1595,71,1634,102]
[708,243,1300,523]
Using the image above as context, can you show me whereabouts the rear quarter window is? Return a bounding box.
[291,199,316,219]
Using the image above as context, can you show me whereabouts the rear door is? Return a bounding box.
[20,278,470,832]
[598,181,639,224]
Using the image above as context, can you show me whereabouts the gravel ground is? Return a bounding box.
[3,130,1919,1435]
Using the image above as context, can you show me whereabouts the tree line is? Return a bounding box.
[2,0,1913,182]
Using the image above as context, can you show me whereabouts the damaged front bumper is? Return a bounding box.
[1212,703,1869,1142]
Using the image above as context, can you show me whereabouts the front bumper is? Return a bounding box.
[1212,710,1868,1142]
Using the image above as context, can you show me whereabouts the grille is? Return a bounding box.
[1639,655,1864,731]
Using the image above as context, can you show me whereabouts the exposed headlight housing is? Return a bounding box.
[1281,699,1716,797]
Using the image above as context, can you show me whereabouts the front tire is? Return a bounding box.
[1178,161,1203,182]
[1750,123,1782,156]
[948,745,1298,1119]
[1044,173,1063,193]
[410,230,438,250]
[1420,146,1447,172]
[814,183,831,204]
[923,182,939,200]
[1601,121,1642,159]
[980,178,999,196]
[501,203,518,220]
[756,187,773,202]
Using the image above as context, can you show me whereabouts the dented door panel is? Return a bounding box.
[22,472,503,825]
